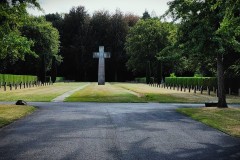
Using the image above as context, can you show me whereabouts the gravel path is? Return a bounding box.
[0,102,239,160]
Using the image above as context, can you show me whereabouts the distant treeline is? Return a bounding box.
[44,7,140,82]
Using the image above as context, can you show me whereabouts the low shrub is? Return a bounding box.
[55,77,65,82]
[135,77,154,84]
[165,77,217,88]
[0,74,37,84]
[135,77,146,83]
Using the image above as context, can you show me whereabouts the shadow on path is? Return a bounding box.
[0,102,239,160]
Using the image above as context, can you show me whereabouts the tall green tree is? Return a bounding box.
[125,19,176,83]
[21,16,61,82]
[165,0,240,108]
[90,11,111,46]
[0,0,40,62]
[142,10,151,20]
[123,14,139,27]
[61,6,90,81]
[216,0,240,77]
[45,13,64,36]
[108,10,129,81]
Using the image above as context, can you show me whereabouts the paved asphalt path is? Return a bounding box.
[0,102,239,160]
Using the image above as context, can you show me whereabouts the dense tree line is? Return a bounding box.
[45,7,140,82]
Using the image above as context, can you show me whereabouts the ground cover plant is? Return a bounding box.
[0,105,36,128]
[0,82,87,102]
[177,107,240,137]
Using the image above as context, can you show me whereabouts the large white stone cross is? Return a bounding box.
[93,46,111,85]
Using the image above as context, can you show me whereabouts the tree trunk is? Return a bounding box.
[156,61,162,84]
[39,54,46,83]
[146,61,150,84]
[217,54,228,108]
[51,56,57,83]
[114,72,118,82]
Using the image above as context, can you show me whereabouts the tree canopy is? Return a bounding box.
[0,0,38,61]
[164,0,240,107]
[21,16,61,81]
[0,0,61,82]
[125,18,177,83]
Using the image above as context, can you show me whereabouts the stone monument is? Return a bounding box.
[93,46,110,85]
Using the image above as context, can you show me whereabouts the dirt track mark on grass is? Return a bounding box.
[52,83,90,102]
[114,84,142,97]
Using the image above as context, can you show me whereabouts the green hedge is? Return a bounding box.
[55,77,65,82]
[0,74,37,84]
[135,77,146,83]
[135,77,155,83]
[165,77,217,87]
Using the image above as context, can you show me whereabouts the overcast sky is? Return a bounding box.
[28,0,171,17]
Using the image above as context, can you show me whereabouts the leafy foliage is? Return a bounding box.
[165,0,240,107]
[125,18,177,82]
[0,1,37,61]
[0,0,61,83]
[21,16,61,82]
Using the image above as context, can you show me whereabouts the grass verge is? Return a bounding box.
[0,105,36,128]
[0,82,87,102]
[177,107,240,137]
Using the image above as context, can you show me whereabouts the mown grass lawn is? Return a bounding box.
[177,107,240,137]
[142,93,188,103]
[0,105,36,128]
[113,83,240,103]
[66,82,190,103]
[0,82,87,102]
[114,83,200,103]
[65,83,145,102]
[1,82,238,103]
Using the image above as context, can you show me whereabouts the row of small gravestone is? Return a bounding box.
[0,81,52,91]
[149,83,240,96]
